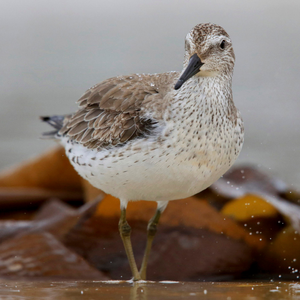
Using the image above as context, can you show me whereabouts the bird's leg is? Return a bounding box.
[139,201,168,280]
[119,207,141,281]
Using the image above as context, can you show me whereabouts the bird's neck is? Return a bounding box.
[167,73,237,130]
[177,73,233,108]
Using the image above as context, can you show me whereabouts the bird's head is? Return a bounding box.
[175,23,235,90]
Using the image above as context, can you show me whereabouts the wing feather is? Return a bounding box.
[81,128,94,143]
[59,72,179,149]
[68,121,88,136]
[84,109,102,121]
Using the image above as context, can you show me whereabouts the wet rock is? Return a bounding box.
[159,197,265,249]
[64,195,261,280]
[212,168,300,277]
[0,198,102,245]
[0,187,82,210]
[147,227,254,281]
[92,195,265,249]
[210,165,288,199]
[0,150,299,280]
[0,146,83,208]
[221,194,279,221]
[0,221,33,244]
[34,198,77,221]
[221,194,286,241]
[259,226,300,275]
[0,232,107,279]
[32,198,102,239]
[281,189,300,206]
[31,199,83,239]
[82,179,105,203]
[212,166,300,237]
[0,146,82,192]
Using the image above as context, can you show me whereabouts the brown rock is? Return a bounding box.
[82,179,105,202]
[0,198,102,244]
[0,187,82,210]
[212,166,300,238]
[221,194,285,241]
[0,232,107,279]
[34,198,77,221]
[64,216,255,280]
[221,194,279,221]
[0,146,106,205]
[64,195,261,280]
[147,227,254,281]
[31,199,83,239]
[0,146,82,192]
[211,165,288,198]
[0,200,80,244]
[95,195,265,250]
[282,189,300,206]
[31,198,102,239]
[0,221,33,244]
[259,226,300,275]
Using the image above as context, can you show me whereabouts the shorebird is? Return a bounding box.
[42,23,244,281]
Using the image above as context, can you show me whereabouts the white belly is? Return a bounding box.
[62,125,242,202]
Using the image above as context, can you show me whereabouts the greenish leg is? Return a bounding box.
[119,208,141,281]
[139,209,162,280]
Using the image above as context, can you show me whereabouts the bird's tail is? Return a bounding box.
[40,115,65,139]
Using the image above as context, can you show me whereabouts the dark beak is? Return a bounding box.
[174,53,204,90]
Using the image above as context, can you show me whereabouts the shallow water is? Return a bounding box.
[1,280,300,300]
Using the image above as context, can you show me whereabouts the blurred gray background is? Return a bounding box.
[1,0,299,189]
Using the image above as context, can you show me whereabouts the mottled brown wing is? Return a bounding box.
[59,74,166,149]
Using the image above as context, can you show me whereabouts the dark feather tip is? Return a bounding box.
[40,116,50,121]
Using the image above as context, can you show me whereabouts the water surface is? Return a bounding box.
[1,280,300,300]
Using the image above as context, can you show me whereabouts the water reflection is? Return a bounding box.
[0,280,300,300]
[129,281,148,300]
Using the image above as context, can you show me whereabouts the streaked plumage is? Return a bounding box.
[58,72,177,149]
[42,23,244,281]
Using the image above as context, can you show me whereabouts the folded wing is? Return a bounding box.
[59,74,167,149]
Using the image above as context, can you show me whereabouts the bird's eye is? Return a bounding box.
[220,40,226,49]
